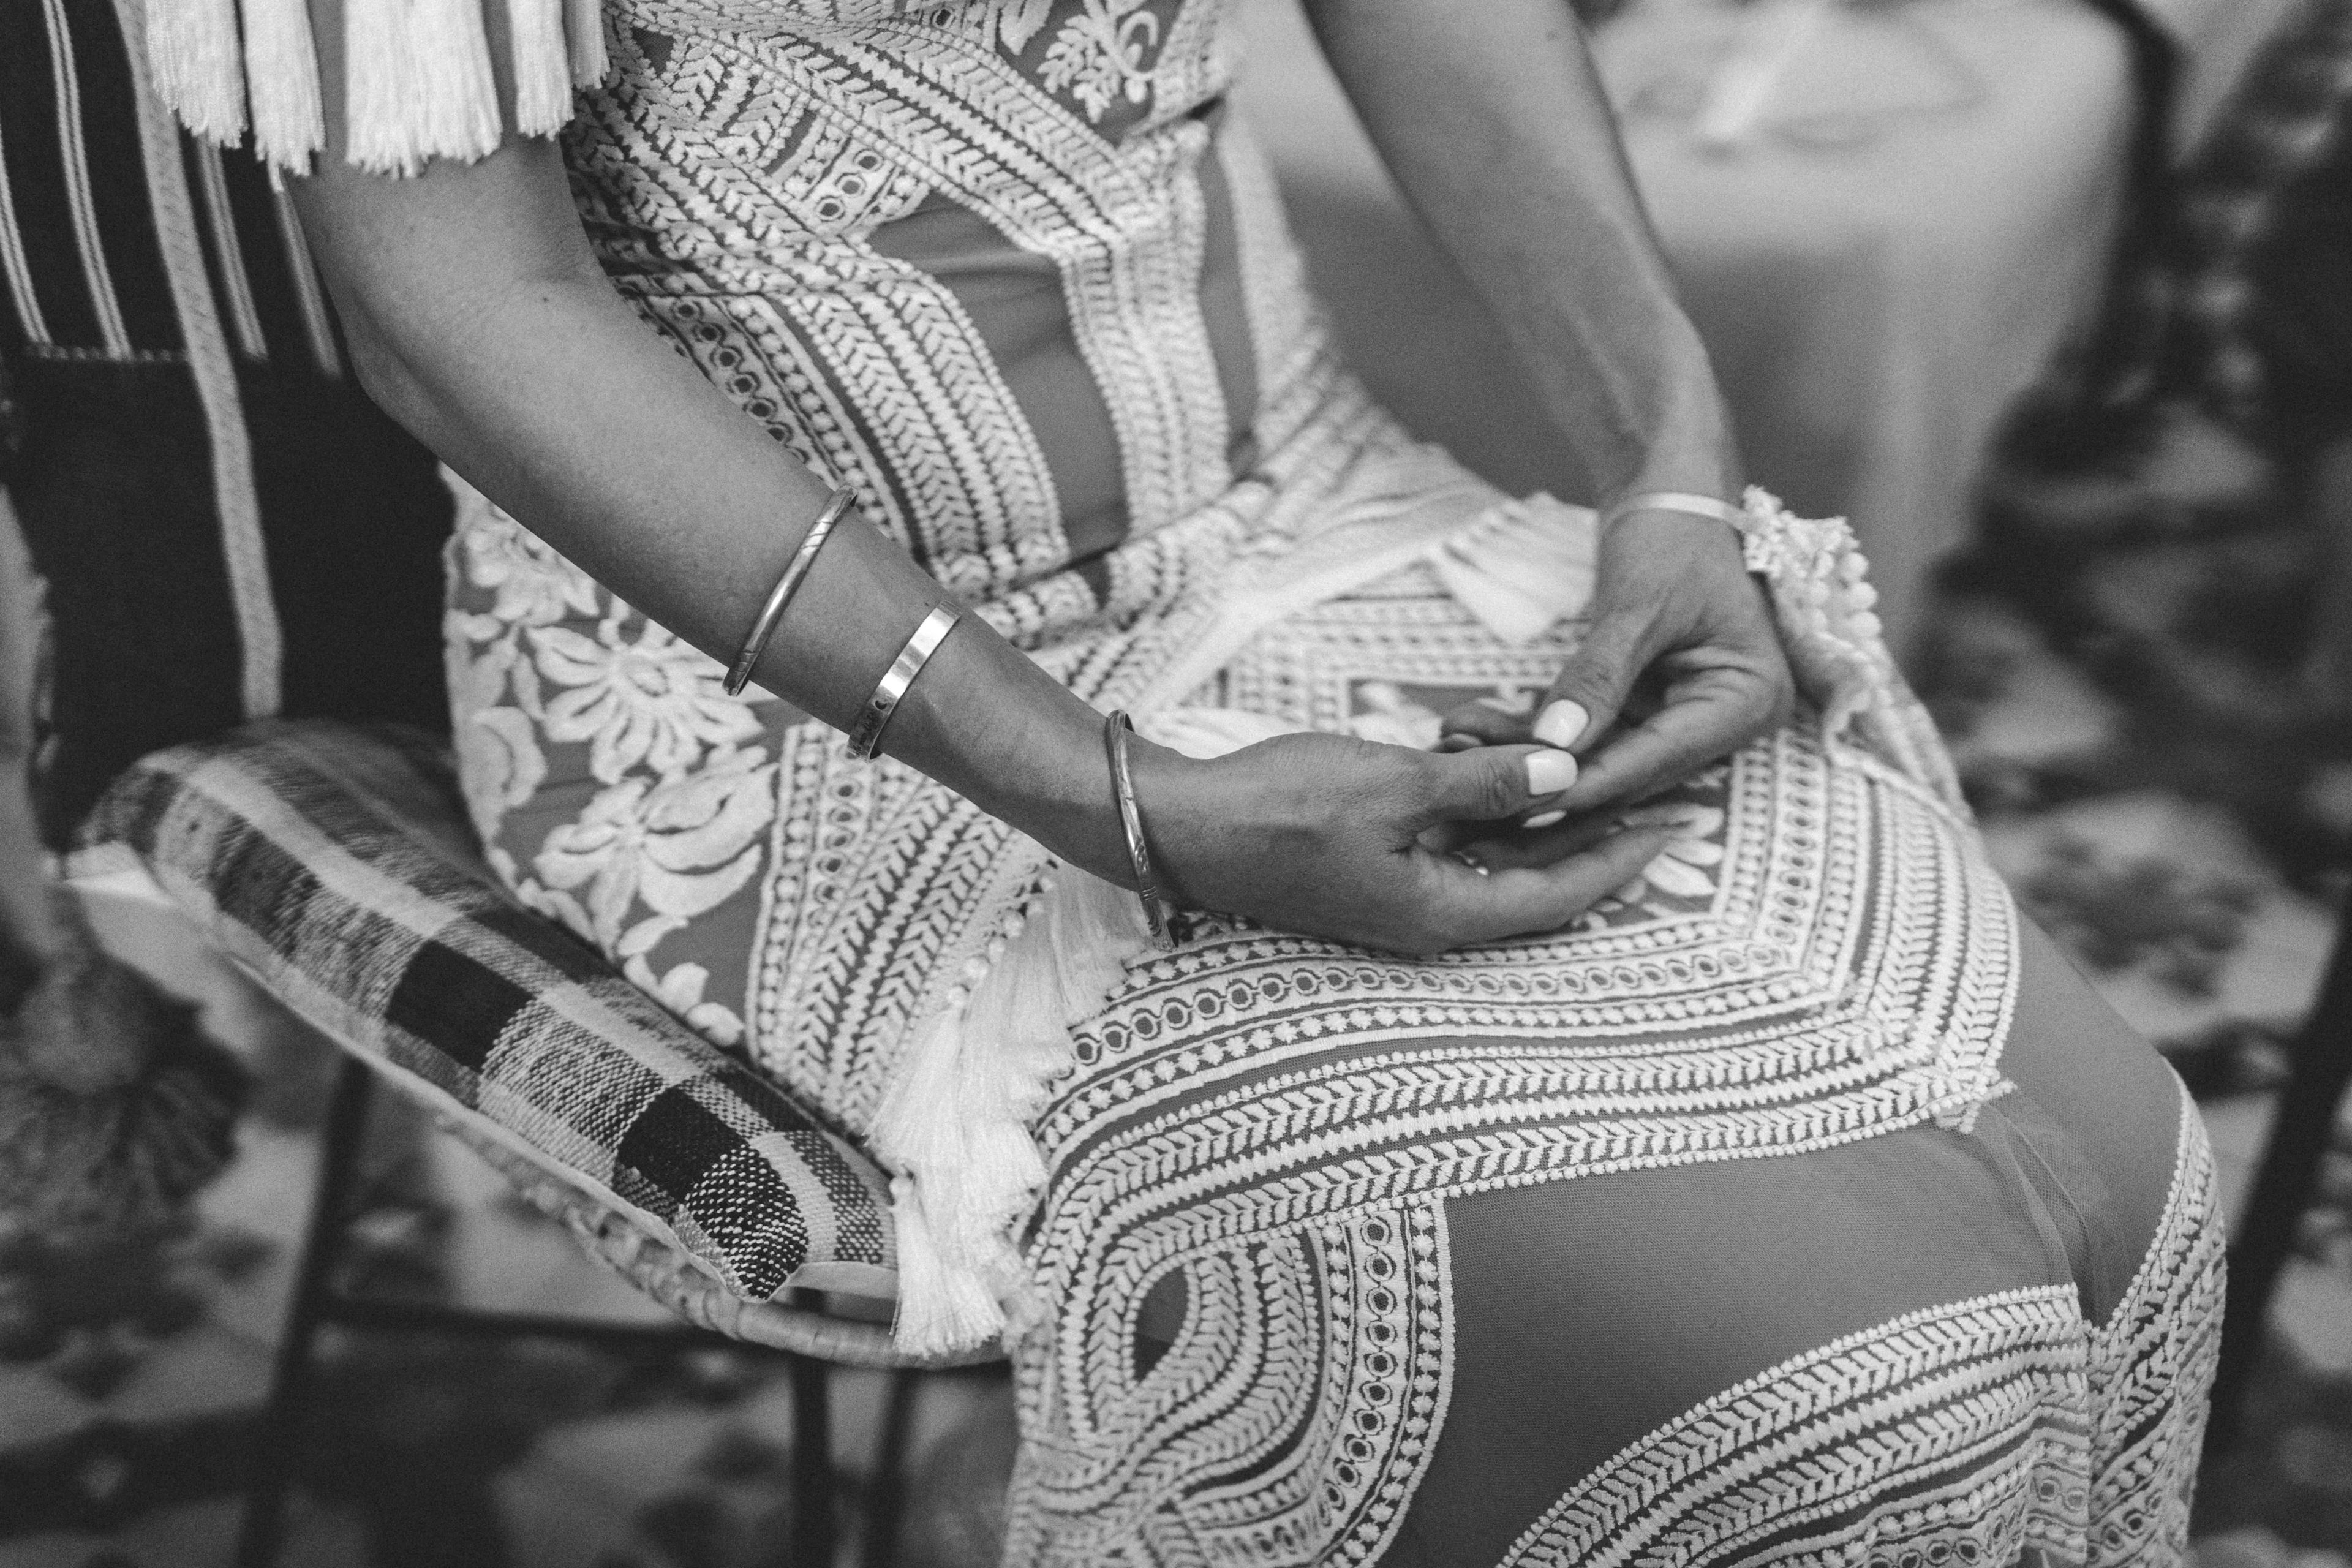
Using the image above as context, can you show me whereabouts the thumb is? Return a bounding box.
[1413,743,1582,827]
[1533,605,1655,757]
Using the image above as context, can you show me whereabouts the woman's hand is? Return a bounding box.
[1441,510,1794,815]
[1131,731,1679,957]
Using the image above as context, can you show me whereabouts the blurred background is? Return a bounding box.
[2,0,2348,1562]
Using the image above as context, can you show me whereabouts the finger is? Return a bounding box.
[1436,696,1536,752]
[1412,742,1581,828]
[1555,666,1777,813]
[1423,824,1679,948]
[1531,604,1657,758]
[1446,810,1625,872]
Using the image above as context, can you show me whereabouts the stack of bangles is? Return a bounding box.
[729,488,1181,948]
[723,484,965,763]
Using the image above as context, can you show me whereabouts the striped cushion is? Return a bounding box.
[78,720,897,1303]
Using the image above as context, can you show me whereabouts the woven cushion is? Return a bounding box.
[78,719,897,1303]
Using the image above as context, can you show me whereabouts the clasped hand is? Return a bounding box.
[1136,510,1795,956]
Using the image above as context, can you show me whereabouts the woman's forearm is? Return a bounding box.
[1302,0,1736,501]
[291,139,1141,884]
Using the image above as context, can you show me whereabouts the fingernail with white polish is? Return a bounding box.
[1534,701,1589,750]
[1522,809,1567,830]
[1524,750,1578,796]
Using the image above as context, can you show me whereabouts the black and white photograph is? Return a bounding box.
[1,0,2348,1562]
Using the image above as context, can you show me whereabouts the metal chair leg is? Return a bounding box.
[859,1368,921,1568]
[788,1348,835,1566]
[236,1056,375,1567]
[2211,881,2352,1452]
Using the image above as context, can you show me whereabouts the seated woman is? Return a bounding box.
[148,0,2218,1559]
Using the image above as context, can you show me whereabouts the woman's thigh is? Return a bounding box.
[1382,925,2207,1568]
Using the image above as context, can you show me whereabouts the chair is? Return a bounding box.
[2209,877,2352,1451]
[235,1056,1000,1568]
[75,721,1003,1568]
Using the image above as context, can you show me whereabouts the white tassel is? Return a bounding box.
[886,1175,1007,1357]
[241,0,326,173]
[344,0,502,176]
[564,0,608,89]
[505,0,571,135]
[145,0,249,146]
[1422,496,1599,646]
[344,0,421,173]
[873,869,1152,1354]
[410,0,501,162]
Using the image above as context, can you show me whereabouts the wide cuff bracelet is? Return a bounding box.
[845,604,960,761]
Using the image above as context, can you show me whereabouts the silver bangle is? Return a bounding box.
[1598,489,1751,536]
[845,604,961,761]
[723,486,857,698]
[1103,711,1177,951]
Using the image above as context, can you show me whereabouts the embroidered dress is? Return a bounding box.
[151,0,2221,1561]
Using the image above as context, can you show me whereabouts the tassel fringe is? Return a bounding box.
[241,0,325,172]
[564,0,608,89]
[349,0,503,176]
[873,867,1151,1356]
[143,0,609,176]
[145,0,248,148]
[885,1174,1008,1355]
[506,0,573,135]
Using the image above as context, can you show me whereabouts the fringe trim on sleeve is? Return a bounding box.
[140,0,609,177]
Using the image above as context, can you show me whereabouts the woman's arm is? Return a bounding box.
[292,116,1673,953]
[1306,0,1795,805]
[1305,0,1725,503]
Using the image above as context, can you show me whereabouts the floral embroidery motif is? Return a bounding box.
[458,508,600,628]
[1605,790,1728,912]
[532,744,778,954]
[443,475,773,1049]
[1035,0,1166,120]
[530,618,763,785]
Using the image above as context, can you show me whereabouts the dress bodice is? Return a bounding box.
[564,0,1336,626]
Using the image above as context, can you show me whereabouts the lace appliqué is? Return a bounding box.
[1498,1287,2093,1568]
[1034,0,1170,120]
[1005,1200,1451,1566]
[443,475,774,1049]
[2084,1093,2225,1566]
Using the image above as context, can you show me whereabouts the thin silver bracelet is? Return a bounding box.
[1103,711,1177,951]
[1597,489,1751,536]
[845,604,962,761]
[723,486,856,698]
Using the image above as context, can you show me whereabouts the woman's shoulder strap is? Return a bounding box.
[140,0,610,176]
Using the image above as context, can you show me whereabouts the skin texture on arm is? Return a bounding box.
[1304,0,1728,503]
[1305,0,1796,810]
[286,21,1672,954]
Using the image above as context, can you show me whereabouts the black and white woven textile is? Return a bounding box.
[79,719,899,1304]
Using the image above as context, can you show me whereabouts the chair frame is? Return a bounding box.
[236,1055,998,1568]
[2208,876,2352,1452]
